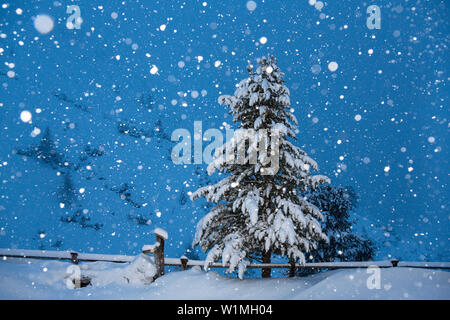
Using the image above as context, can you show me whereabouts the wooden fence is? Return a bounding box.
[1,229,450,280]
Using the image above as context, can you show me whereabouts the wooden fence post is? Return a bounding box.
[70,252,79,265]
[153,228,168,278]
[180,256,189,271]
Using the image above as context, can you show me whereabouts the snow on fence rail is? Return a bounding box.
[1,229,450,280]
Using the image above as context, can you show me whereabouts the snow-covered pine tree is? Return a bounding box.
[191,55,330,278]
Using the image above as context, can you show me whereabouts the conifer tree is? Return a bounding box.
[16,127,64,169]
[304,185,375,264]
[191,55,330,278]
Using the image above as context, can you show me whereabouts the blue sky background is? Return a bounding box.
[0,0,448,263]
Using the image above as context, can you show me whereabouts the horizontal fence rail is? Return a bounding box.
[165,258,450,269]
[1,248,450,271]
[0,248,134,264]
[164,258,392,269]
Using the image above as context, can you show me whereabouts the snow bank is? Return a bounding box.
[85,254,157,286]
[292,267,450,300]
[0,258,448,299]
[0,255,156,299]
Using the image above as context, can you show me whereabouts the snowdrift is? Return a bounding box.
[0,257,448,299]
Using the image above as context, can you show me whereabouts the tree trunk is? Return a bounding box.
[289,259,295,277]
[262,250,271,278]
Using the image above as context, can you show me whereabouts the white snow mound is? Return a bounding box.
[0,258,448,300]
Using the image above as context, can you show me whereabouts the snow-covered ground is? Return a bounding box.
[0,257,448,299]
